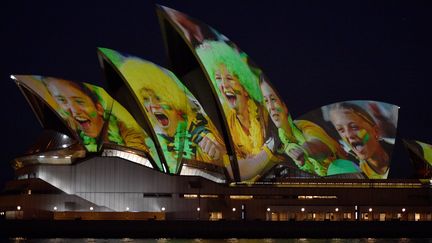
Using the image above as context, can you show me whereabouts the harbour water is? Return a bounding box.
[5,239,432,243]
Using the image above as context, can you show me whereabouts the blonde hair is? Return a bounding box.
[119,58,193,118]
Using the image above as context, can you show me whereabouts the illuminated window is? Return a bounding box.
[181,194,220,199]
[209,212,222,220]
[200,194,219,198]
[363,213,369,220]
[271,212,278,221]
[298,195,337,200]
[343,213,352,219]
[229,195,253,200]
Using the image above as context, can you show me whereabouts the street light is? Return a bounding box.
[301,208,305,212]
[335,208,339,212]
[53,206,57,211]
[368,208,373,212]
[232,208,236,212]
[197,207,201,212]
[16,206,21,211]
[402,208,406,212]
[90,207,94,211]
[161,207,166,212]
[267,208,271,212]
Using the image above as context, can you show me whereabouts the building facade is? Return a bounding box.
[1,5,431,221]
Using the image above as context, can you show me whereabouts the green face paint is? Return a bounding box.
[160,104,172,110]
[275,107,283,113]
[89,111,98,118]
[59,109,71,117]
[362,133,370,144]
[357,129,370,144]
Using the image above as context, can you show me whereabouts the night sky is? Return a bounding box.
[1,1,432,187]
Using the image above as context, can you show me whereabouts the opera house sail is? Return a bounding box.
[0,5,430,222]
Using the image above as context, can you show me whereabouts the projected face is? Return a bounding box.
[260,81,288,129]
[215,64,249,114]
[329,108,380,160]
[45,78,104,138]
[166,8,204,45]
[141,88,182,137]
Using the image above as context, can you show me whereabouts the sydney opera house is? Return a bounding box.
[0,5,431,222]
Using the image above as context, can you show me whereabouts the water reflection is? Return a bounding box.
[6,238,432,243]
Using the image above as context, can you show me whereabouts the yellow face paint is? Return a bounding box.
[357,129,370,144]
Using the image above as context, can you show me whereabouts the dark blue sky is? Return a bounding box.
[1,0,432,186]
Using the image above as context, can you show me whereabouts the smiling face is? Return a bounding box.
[46,78,104,138]
[141,88,182,137]
[329,108,380,160]
[215,64,249,114]
[260,81,289,129]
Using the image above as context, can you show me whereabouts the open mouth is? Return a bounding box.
[224,91,237,107]
[271,113,280,121]
[75,116,91,130]
[154,112,169,127]
[350,141,365,154]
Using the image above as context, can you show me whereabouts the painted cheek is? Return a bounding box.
[59,110,71,117]
[160,104,172,110]
[357,129,370,144]
[89,111,98,118]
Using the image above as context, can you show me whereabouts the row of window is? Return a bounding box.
[266,212,432,222]
[143,193,338,200]
[234,181,423,188]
